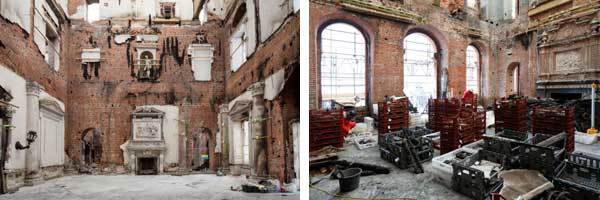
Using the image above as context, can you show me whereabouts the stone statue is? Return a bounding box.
[138,55,152,79]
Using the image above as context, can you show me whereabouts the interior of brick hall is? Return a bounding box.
[0,0,299,199]
[309,0,600,199]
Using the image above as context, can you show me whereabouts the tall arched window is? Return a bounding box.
[320,23,366,107]
[403,33,437,113]
[507,62,520,95]
[466,45,480,93]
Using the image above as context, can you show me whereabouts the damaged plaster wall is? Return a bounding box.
[0,64,27,171]
[71,0,196,21]
[64,18,224,171]
[205,0,234,20]
[258,0,295,42]
[0,0,32,34]
[223,0,300,183]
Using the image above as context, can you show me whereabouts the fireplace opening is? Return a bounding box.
[551,93,582,102]
[137,157,158,175]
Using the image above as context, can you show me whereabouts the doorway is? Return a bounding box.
[507,63,520,95]
[81,128,102,168]
[192,129,210,171]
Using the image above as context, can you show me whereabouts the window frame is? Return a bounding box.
[319,22,367,107]
[465,45,480,93]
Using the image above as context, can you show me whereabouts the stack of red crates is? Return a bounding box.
[309,109,343,152]
[440,117,459,154]
[494,98,528,133]
[458,110,476,145]
[428,98,486,154]
[428,98,458,154]
[474,109,486,140]
[377,98,409,135]
[532,106,575,152]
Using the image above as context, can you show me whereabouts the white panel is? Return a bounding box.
[0,65,28,170]
[244,0,256,56]
[242,120,249,165]
[258,0,293,42]
[82,48,101,63]
[188,44,214,81]
[41,117,53,166]
[0,0,32,34]
[264,69,285,100]
[231,121,243,164]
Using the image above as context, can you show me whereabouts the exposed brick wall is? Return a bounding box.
[224,14,300,100]
[0,16,68,102]
[63,19,225,170]
[2,2,299,184]
[309,0,492,109]
[222,11,300,183]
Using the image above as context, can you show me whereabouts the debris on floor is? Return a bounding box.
[330,160,390,178]
[498,169,553,200]
[240,179,280,193]
[575,131,598,144]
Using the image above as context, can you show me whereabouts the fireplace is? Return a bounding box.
[137,157,158,175]
[126,107,166,175]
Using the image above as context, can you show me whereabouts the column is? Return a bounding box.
[249,82,266,177]
[25,81,42,186]
[217,104,229,170]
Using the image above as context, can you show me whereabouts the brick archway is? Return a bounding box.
[402,24,449,98]
[507,62,520,96]
[313,13,376,111]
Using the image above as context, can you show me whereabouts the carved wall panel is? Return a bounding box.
[132,118,162,141]
[554,49,583,72]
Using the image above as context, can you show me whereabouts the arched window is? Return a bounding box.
[320,23,366,108]
[507,63,520,95]
[403,33,437,113]
[466,45,480,93]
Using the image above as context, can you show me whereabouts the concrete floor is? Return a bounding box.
[310,133,600,200]
[309,143,471,200]
[0,174,298,200]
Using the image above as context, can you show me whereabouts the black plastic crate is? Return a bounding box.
[452,150,506,200]
[554,153,600,200]
[379,130,434,171]
[517,143,563,179]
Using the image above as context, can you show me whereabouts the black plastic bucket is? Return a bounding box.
[337,168,362,192]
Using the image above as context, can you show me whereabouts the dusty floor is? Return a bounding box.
[309,131,600,200]
[0,174,298,200]
[309,143,471,200]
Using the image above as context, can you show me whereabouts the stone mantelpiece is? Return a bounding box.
[126,107,166,174]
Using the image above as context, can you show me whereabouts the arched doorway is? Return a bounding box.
[192,128,210,171]
[507,63,520,95]
[81,128,102,167]
[466,45,480,93]
[319,22,367,108]
[403,33,437,112]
